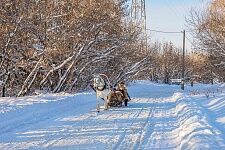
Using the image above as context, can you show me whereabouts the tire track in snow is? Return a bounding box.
[143,96,179,149]
[42,109,115,149]
[36,111,98,149]
[36,98,147,149]
[140,94,225,149]
[112,108,144,149]
[41,101,128,149]
[113,98,154,150]
[133,98,156,150]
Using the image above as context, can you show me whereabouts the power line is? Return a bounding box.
[161,0,192,33]
[146,29,182,34]
[180,0,190,13]
[147,28,192,34]
[185,36,193,44]
[185,35,196,49]
[164,0,182,19]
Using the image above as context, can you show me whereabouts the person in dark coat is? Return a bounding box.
[117,81,130,106]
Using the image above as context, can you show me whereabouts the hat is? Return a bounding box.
[119,81,125,85]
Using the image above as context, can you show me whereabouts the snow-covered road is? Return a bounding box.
[1,81,225,149]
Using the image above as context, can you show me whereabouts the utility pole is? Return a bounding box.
[141,0,147,53]
[181,30,185,90]
[131,0,147,53]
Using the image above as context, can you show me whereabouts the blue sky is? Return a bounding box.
[145,0,209,51]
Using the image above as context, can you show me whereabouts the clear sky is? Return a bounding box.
[145,0,209,51]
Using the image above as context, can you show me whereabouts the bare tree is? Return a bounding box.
[187,0,225,82]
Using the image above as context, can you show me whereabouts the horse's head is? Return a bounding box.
[93,75,106,91]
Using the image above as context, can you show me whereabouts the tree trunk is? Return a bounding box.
[2,86,5,97]
[17,57,43,96]
[53,60,76,93]
[1,73,10,97]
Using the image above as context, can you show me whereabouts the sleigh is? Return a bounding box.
[92,74,126,109]
[107,90,124,107]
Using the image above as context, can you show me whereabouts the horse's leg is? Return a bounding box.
[96,91,101,112]
[104,90,112,110]
[104,95,109,110]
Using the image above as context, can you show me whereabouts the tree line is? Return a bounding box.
[0,0,221,97]
[0,0,150,97]
[187,0,225,83]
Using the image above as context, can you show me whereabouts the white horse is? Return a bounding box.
[93,74,111,111]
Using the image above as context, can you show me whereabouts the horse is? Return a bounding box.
[92,74,124,111]
[93,75,111,110]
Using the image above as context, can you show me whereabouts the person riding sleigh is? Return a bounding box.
[116,81,131,106]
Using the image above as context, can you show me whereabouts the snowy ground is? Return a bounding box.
[1,81,225,150]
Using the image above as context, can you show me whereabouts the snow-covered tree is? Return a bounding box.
[1,0,146,96]
[187,0,225,82]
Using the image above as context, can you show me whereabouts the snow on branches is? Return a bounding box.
[0,0,146,96]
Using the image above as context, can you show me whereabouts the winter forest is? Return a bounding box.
[0,0,225,97]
